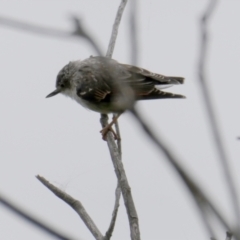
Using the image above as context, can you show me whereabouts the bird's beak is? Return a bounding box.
[46,88,62,98]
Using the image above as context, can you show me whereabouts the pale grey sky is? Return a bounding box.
[0,1,240,240]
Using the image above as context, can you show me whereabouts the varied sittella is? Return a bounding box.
[46,56,185,139]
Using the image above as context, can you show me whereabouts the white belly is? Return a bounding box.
[62,89,116,113]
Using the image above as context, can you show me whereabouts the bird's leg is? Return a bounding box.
[100,113,122,140]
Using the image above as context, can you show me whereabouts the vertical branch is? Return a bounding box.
[129,0,138,65]
[113,118,122,158]
[101,2,141,239]
[198,0,240,227]
[106,0,128,156]
[106,0,128,58]
[103,128,140,240]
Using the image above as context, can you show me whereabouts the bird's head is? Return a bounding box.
[46,63,73,98]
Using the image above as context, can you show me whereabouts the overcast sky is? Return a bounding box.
[0,1,240,240]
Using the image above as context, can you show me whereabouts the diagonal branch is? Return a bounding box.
[198,0,240,228]
[0,15,103,56]
[226,231,233,240]
[0,193,73,240]
[71,16,103,56]
[198,202,217,239]
[130,107,240,240]
[36,175,104,240]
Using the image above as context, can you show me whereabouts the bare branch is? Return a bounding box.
[129,0,138,65]
[102,1,141,239]
[226,231,233,240]
[198,0,240,227]
[113,117,122,158]
[36,175,104,240]
[106,0,128,58]
[0,15,103,56]
[0,194,73,240]
[71,16,103,56]
[130,108,240,239]
[104,183,121,240]
[0,16,69,38]
[199,205,217,239]
[111,0,139,186]
[100,114,140,240]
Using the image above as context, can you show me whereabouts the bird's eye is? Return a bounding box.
[60,84,65,88]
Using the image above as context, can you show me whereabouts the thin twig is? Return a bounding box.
[226,231,233,240]
[130,108,240,239]
[113,116,122,158]
[198,0,240,228]
[129,0,138,65]
[0,16,69,37]
[0,194,73,240]
[105,0,128,158]
[112,0,139,163]
[0,15,103,56]
[71,16,103,56]
[198,204,217,240]
[106,0,128,58]
[36,175,104,240]
[104,182,121,240]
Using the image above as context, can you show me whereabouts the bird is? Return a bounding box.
[46,56,185,140]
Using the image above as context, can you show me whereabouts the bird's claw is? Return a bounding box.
[100,126,119,141]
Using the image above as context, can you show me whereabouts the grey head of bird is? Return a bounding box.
[46,61,80,98]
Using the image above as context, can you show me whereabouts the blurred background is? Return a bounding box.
[0,1,240,239]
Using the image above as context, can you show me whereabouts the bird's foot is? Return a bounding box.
[100,125,119,141]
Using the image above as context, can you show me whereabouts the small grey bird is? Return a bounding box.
[46,56,185,139]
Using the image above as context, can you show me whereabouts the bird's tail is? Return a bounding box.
[137,88,185,100]
[165,76,185,85]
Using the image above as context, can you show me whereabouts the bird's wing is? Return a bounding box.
[75,58,134,103]
[75,68,113,103]
[76,77,111,103]
[118,64,185,100]
[121,64,184,85]
[76,58,185,102]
